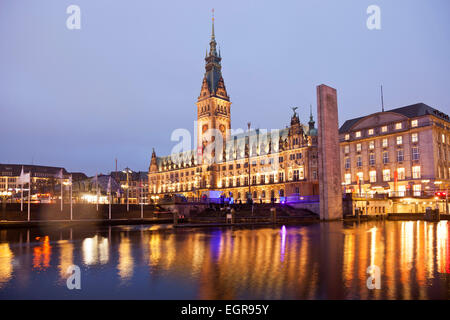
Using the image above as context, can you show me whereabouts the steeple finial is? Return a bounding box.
[208,8,218,57]
[211,8,215,41]
[309,104,313,121]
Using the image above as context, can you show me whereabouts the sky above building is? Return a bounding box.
[0,0,449,176]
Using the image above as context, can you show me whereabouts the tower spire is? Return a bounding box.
[211,8,215,41]
[309,104,316,131]
[209,8,217,57]
[199,10,228,100]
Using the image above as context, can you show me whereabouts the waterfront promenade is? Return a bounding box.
[1,202,449,229]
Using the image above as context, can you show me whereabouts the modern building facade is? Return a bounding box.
[339,103,450,203]
[148,18,319,203]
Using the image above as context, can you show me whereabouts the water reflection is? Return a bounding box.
[32,236,51,271]
[0,221,449,299]
[0,243,14,288]
[118,234,133,281]
[82,235,109,265]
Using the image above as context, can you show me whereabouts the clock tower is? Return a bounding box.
[197,12,231,162]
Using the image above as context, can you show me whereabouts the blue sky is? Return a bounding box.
[0,0,449,176]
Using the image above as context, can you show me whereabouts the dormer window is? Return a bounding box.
[345,134,350,141]
[411,120,418,127]
[395,122,402,130]
[368,129,374,135]
[381,126,388,133]
[355,131,361,138]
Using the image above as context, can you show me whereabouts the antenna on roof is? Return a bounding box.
[381,85,385,112]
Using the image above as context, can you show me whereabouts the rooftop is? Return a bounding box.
[339,103,449,133]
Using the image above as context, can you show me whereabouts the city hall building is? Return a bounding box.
[148,19,319,203]
[339,103,450,201]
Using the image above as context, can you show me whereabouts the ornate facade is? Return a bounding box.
[148,18,319,203]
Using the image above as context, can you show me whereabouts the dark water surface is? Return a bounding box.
[0,221,449,299]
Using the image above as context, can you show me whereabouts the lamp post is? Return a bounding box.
[122,167,132,212]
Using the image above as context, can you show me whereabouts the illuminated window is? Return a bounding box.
[411,133,418,143]
[381,126,388,133]
[413,184,421,197]
[345,134,350,141]
[397,168,405,180]
[383,169,390,181]
[356,143,362,152]
[357,172,364,182]
[382,138,388,148]
[411,120,418,127]
[344,173,351,185]
[299,167,305,180]
[396,136,403,145]
[370,171,377,183]
[412,166,421,179]
[395,122,402,130]
[344,145,349,153]
[356,131,361,138]
[369,141,375,150]
[368,128,374,135]
[442,134,446,143]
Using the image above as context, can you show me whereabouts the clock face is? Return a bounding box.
[202,124,208,133]
[219,124,225,133]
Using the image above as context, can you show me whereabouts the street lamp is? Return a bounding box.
[122,167,132,212]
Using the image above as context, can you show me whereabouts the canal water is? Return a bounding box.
[0,221,449,299]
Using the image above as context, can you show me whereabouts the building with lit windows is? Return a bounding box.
[339,103,450,212]
[0,164,74,199]
[148,18,319,203]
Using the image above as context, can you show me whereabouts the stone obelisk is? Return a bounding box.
[317,84,342,220]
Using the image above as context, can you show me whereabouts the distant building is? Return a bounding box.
[0,164,72,195]
[110,170,148,204]
[339,103,450,204]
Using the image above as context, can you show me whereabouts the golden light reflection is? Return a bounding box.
[33,236,52,271]
[0,243,14,288]
[118,234,134,281]
[58,240,74,279]
[436,221,449,274]
[82,235,109,265]
[1,220,449,299]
